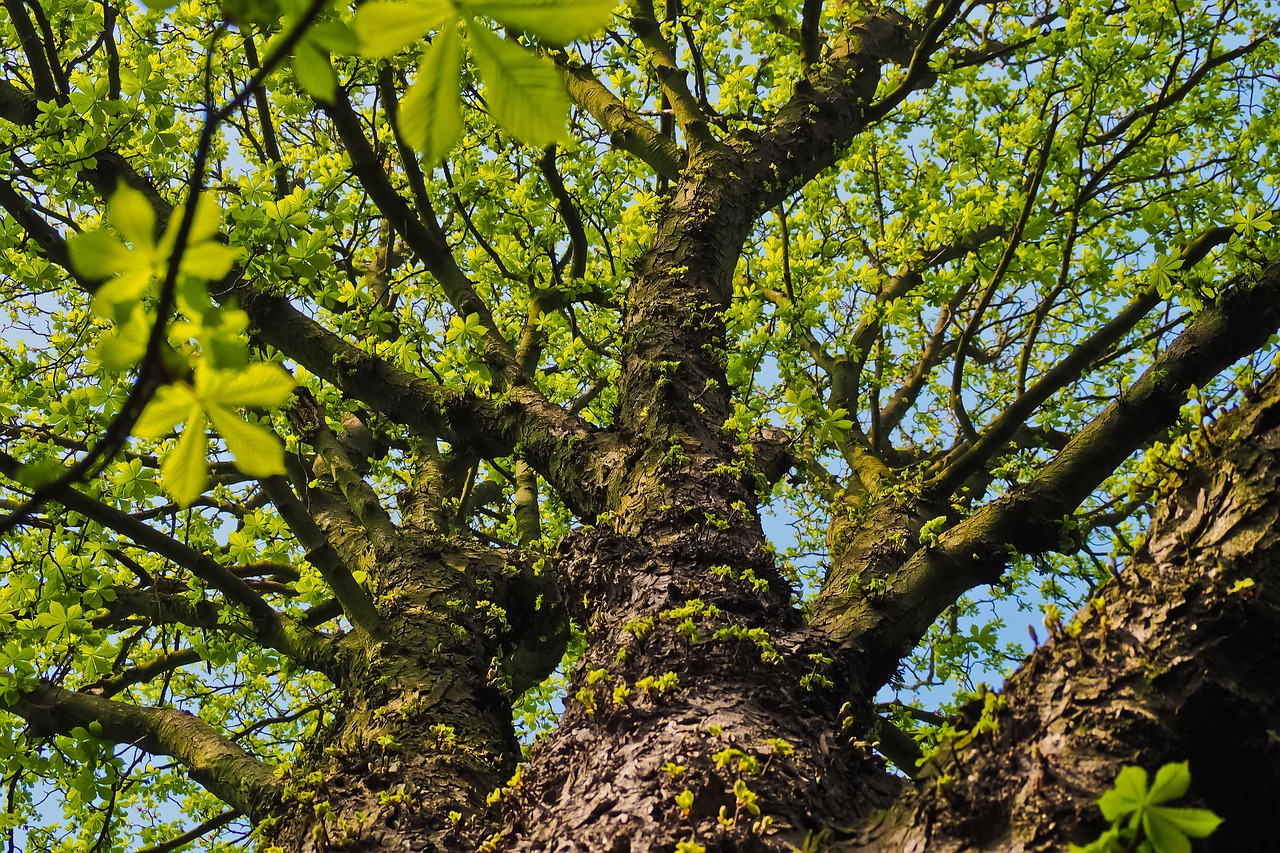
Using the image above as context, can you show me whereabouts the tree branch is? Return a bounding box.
[133,810,241,853]
[0,452,339,677]
[556,59,684,180]
[261,475,386,637]
[929,224,1237,496]
[744,10,920,214]
[815,260,1280,687]
[11,685,279,820]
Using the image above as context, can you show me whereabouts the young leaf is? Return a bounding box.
[67,228,134,280]
[161,412,209,507]
[12,459,67,489]
[354,0,455,57]
[134,384,201,439]
[200,363,296,408]
[462,0,613,44]
[398,20,464,163]
[1146,806,1223,839]
[206,406,286,478]
[1141,809,1192,853]
[1098,765,1148,821]
[1146,761,1191,805]
[108,184,157,247]
[467,24,568,147]
[292,39,340,102]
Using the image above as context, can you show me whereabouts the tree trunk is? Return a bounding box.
[262,371,1280,852]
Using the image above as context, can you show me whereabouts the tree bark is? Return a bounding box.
[836,372,1280,851]
[379,368,1280,853]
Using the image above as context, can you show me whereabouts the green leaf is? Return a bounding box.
[161,412,208,507]
[134,384,200,439]
[462,0,613,44]
[91,265,158,320]
[310,20,362,54]
[180,195,225,244]
[1147,806,1223,838]
[67,229,132,280]
[467,23,568,147]
[200,363,296,408]
[92,305,151,370]
[1142,810,1191,853]
[12,458,67,488]
[108,184,157,247]
[292,38,339,101]
[354,0,455,58]
[1146,761,1190,805]
[398,20,464,163]
[36,601,86,643]
[206,405,286,478]
[179,242,241,280]
[1099,765,1148,821]
[446,311,482,342]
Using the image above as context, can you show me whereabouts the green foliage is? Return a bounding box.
[351,0,612,161]
[0,0,1275,847]
[1071,762,1222,853]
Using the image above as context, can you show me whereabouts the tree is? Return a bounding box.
[0,0,1278,849]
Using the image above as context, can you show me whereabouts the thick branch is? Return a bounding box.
[815,261,1280,685]
[12,685,280,819]
[744,11,919,214]
[557,61,684,180]
[929,225,1236,495]
[261,475,386,636]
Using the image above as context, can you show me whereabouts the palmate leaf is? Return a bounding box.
[200,363,296,408]
[107,183,156,247]
[1145,806,1223,839]
[134,365,295,506]
[398,20,464,165]
[1146,762,1191,805]
[462,0,613,44]
[67,228,134,280]
[1098,765,1148,821]
[292,39,340,102]
[468,24,568,147]
[134,384,201,438]
[355,0,609,160]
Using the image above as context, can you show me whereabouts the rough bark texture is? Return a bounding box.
[265,367,1280,852]
[838,374,1280,851]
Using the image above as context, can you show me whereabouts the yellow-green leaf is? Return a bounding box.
[1146,806,1223,839]
[398,20,464,163]
[467,24,568,147]
[108,184,157,247]
[68,229,132,280]
[1147,761,1191,805]
[462,0,612,44]
[179,243,241,280]
[1099,765,1147,821]
[161,412,208,507]
[199,363,296,408]
[354,0,455,58]
[134,384,200,439]
[92,305,151,370]
[292,39,339,101]
[91,265,157,319]
[206,405,286,478]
